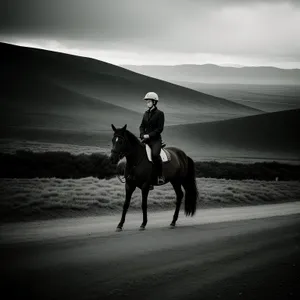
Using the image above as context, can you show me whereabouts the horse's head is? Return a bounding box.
[110,124,129,164]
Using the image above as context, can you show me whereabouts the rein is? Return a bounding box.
[114,136,146,184]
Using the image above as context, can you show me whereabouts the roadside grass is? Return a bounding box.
[1,177,299,222]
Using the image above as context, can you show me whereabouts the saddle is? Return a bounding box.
[145,143,171,163]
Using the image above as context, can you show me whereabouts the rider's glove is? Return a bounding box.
[143,134,150,139]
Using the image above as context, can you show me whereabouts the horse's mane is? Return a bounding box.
[125,129,143,146]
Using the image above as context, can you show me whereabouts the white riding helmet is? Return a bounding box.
[144,92,159,102]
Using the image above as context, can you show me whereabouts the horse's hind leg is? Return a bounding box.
[170,180,184,227]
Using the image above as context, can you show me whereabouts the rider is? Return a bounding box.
[139,92,165,185]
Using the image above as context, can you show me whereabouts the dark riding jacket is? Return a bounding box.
[139,106,165,141]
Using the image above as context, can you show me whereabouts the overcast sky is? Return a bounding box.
[1,0,300,68]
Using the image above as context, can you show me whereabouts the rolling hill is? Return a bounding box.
[122,64,300,85]
[1,74,142,131]
[170,83,300,113]
[164,108,300,161]
[1,43,298,162]
[0,42,260,137]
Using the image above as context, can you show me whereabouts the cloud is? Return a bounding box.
[1,0,300,65]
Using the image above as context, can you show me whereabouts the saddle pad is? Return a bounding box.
[145,144,171,162]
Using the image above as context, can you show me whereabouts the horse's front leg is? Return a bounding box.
[116,181,136,231]
[140,184,150,230]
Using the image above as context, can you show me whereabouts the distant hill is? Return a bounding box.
[164,108,300,160]
[121,64,300,85]
[3,42,297,162]
[0,42,260,140]
[218,63,244,68]
[170,83,300,113]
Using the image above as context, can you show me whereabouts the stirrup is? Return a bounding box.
[157,176,165,185]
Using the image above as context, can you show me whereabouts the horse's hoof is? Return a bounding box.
[169,223,176,229]
[116,227,123,232]
[139,226,146,231]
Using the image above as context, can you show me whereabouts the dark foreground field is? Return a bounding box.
[1,206,299,300]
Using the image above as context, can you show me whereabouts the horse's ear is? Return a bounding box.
[121,124,127,132]
[111,124,116,132]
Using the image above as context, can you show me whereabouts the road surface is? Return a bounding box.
[1,202,300,300]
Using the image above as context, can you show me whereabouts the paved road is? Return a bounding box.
[1,202,300,300]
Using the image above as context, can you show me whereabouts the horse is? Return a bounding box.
[109,124,199,231]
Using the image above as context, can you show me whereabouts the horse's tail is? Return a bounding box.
[182,156,199,216]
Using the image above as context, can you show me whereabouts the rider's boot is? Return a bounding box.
[155,157,165,185]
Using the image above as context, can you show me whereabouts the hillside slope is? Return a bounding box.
[164,108,300,160]
[1,42,261,132]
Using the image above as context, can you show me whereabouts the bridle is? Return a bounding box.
[111,134,130,160]
[111,134,129,183]
[111,134,146,183]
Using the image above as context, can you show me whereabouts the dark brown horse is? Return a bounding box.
[109,124,199,231]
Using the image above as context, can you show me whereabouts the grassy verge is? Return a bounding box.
[1,177,299,223]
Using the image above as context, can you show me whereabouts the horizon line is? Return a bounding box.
[1,41,299,71]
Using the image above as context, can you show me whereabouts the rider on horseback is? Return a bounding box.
[139,92,165,185]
